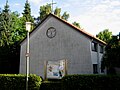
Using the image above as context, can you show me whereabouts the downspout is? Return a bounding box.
[97,44,100,74]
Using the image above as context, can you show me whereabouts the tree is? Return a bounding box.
[20,0,34,37]
[22,0,34,22]
[11,11,26,42]
[39,4,52,21]
[101,35,120,74]
[21,0,34,30]
[0,0,34,45]
[54,8,69,21]
[38,4,70,22]
[0,0,13,46]
[0,3,25,46]
[54,7,61,17]
[96,29,112,43]
[61,11,69,21]
[0,1,20,73]
[72,21,81,28]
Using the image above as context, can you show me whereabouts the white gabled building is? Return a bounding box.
[20,14,106,78]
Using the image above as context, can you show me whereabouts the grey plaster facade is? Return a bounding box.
[20,14,106,78]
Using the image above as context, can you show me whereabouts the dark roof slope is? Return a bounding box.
[21,13,106,45]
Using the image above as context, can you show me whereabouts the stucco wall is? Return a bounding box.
[20,16,93,78]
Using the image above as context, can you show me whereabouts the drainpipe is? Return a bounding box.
[97,44,100,74]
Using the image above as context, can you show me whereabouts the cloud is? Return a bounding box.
[61,3,70,8]
[29,0,51,16]
[101,0,111,4]
[69,0,120,35]
[28,0,120,35]
[29,0,42,5]
[110,1,120,6]
[14,3,21,6]
[29,0,53,6]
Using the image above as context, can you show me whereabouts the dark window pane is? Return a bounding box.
[92,42,97,52]
[93,64,98,74]
[100,45,103,53]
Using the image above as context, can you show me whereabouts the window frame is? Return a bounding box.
[91,42,98,52]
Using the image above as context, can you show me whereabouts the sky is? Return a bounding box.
[0,0,120,36]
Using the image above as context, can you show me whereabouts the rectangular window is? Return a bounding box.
[91,42,97,52]
[100,45,104,53]
[93,64,98,74]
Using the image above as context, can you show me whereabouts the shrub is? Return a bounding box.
[40,81,61,90]
[62,75,120,90]
[0,74,42,90]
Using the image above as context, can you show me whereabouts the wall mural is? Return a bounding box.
[45,59,67,79]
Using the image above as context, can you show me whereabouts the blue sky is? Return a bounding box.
[0,0,120,35]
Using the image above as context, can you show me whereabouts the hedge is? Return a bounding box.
[40,81,61,90]
[62,75,120,90]
[0,74,42,90]
[3,74,119,90]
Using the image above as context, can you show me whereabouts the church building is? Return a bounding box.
[20,14,106,79]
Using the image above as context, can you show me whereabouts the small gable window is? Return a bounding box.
[91,42,97,52]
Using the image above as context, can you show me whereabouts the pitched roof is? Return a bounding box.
[21,13,106,45]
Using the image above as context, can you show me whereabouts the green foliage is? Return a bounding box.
[39,4,70,22]
[62,75,95,90]
[62,75,120,90]
[54,7,61,17]
[0,1,70,47]
[96,29,112,43]
[0,1,34,73]
[0,74,42,90]
[21,0,34,33]
[11,12,27,42]
[54,7,70,21]
[0,1,26,73]
[28,74,43,90]
[0,2,26,46]
[39,4,52,21]
[61,11,69,21]
[22,0,34,22]
[0,1,13,46]
[39,75,120,90]
[72,21,81,28]
[102,36,120,74]
[3,0,9,13]
[40,81,61,90]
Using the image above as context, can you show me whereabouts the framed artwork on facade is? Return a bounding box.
[44,59,67,79]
